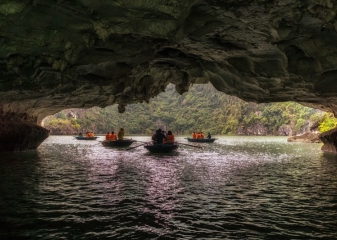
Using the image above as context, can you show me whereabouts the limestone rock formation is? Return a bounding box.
[287,132,321,143]
[1,0,337,151]
[0,121,49,151]
[319,127,337,152]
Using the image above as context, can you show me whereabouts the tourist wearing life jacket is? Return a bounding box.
[166,131,174,144]
[106,132,111,141]
[200,132,205,139]
[192,132,197,139]
[110,131,117,141]
[86,132,90,138]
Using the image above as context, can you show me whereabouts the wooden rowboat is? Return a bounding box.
[185,137,217,143]
[74,136,98,140]
[144,143,179,153]
[101,139,135,147]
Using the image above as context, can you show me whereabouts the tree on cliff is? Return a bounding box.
[42,84,324,136]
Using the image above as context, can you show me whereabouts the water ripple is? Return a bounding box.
[0,136,336,239]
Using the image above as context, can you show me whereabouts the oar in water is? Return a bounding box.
[178,142,202,148]
[126,143,148,151]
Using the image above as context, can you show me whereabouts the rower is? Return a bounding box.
[153,129,167,144]
[118,128,124,140]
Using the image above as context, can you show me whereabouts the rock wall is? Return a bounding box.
[0,121,49,152]
[1,0,337,150]
[1,0,337,122]
[319,127,337,152]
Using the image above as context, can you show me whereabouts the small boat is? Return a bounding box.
[101,139,135,147]
[144,143,179,153]
[74,136,99,140]
[185,137,217,143]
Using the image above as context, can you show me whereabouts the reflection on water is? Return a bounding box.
[1,136,337,239]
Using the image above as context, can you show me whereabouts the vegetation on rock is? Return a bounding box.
[42,84,325,136]
[318,113,337,133]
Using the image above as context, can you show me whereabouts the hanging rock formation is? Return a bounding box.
[1,0,337,151]
[319,128,337,152]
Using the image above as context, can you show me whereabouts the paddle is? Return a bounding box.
[178,142,202,148]
[125,143,147,151]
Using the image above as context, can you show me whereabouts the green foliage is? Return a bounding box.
[55,112,66,119]
[42,84,325,135]
[318,113,337,132]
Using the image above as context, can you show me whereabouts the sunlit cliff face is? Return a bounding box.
[0,0,337,123]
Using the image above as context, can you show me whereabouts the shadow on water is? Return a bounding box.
[322,151,337,161]
[143,152,180,157]
[0,151,43,239]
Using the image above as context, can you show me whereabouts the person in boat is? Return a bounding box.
[118,128,124,140]
[105,132,111,141]
[154,128,167,144]
[78,132,83,137]
[162,130,167,143]
[200,132,205,139]
[207,133,212,139]
[166,130,174,144]
[86,132,90,138]
[192,132,197,139]
[151,131,157,144]
[110,131,117,141]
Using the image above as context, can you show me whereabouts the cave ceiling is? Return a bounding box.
[1,0,337,123]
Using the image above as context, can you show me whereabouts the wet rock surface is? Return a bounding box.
[1,0,337,150]
[0,121,49,152]
[287,133,321,143]
[1,0,337,122]
[319,127,337,153]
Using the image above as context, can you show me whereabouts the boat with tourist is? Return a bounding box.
[74,136,99,140]
[75,131,98,140]
[144,142,179,153]
[185,137,217,143]
[101,139,135,147]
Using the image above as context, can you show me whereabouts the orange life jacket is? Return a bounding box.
[110,134,117,141]
[167,134,174,143]
[192,133,197,139]
[106,134,111,140]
